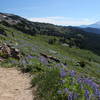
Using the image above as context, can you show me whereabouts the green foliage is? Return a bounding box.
[0,22,100,100]
[19,56,48,73]
[48,38,57,44]
[32,68,62,100]
[0,57,19,68]
[1,14,100,55]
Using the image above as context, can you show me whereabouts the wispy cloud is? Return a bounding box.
[28,17,96,26]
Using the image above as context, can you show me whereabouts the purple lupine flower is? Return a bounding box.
[63,62,67,66]
[57,90,62,94]
[84,78,93,86]
[56,63,62,67]
[80,84,84,89]
[77,78,82,83]
[27,55,34,59]
[84,90,90,100]
[94,88,100,97]
[60,68,67,78]
[64,88,69,93]
[39,56,48,65]
[70,70,76,77]
[91,82,98,89]
[84,78,99,90]
[68,92,73,100]
[73,93,78,99]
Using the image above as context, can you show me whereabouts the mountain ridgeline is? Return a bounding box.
[0,12,100,55]
[81,21,100,29]
[82,27,100,34]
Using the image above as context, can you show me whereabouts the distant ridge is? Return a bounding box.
[80,21,100,29]
[82,27,100,34]
[80,21,100,34]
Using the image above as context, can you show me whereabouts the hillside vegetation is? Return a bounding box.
[0,12,100,55]
[0,13,100,100]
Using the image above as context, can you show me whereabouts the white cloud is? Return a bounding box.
[27,17,96,26]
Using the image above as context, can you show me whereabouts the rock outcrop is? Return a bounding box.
[0,43,20,61]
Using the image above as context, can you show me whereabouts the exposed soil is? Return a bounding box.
[0,67,34,100]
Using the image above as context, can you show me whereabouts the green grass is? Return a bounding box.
[0,24,100,100]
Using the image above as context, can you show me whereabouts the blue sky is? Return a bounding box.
[0,0,100,26]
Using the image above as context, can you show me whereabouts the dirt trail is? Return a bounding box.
[0,67,34,100]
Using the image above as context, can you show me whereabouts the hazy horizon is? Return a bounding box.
[1,0,100,26]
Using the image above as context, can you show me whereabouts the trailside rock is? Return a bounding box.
[0,43,20,60]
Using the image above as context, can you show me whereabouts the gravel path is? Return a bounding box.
[0,67,34,100]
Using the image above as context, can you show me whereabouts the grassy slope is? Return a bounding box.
[0,24,100,100]
[1,13,100,56]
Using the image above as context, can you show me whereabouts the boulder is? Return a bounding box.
[10,47,20,59]
[0,43,20,59]
[40,53,60,63]
[0,57,4,62]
